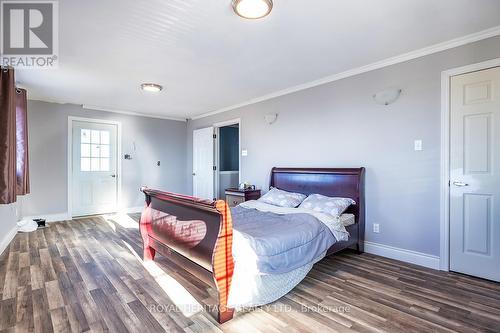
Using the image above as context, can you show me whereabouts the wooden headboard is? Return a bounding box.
[270,167,365,251]
[270,167,364,203]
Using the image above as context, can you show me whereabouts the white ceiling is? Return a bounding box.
[17,0,500,120]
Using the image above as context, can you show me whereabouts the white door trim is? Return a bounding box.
[440,57,500,271]
[67,116,123,217]
[213,118,241,199]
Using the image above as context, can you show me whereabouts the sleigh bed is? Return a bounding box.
[139,167,365,323]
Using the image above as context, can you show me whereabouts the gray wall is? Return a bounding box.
[24,101,187,216]
[218,172,239,199]
[187,36,500,257]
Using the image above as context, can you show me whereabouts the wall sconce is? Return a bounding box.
[373,88,402,105]
[265,113,278,124]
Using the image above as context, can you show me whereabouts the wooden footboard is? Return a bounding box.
[139,187,235,323]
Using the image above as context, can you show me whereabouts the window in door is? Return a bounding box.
[80,129,111,172]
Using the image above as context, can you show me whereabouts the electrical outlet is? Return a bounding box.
[414,139,423,151]
[373,223,380,233]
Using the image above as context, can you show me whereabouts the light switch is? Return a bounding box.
[241,149,248,156]
[414,140,423,151]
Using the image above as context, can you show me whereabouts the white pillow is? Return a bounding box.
[339,214,356,227]
[299,194,355,217]
[258,188,307,208]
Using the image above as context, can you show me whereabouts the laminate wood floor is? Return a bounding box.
[1,214,499,333]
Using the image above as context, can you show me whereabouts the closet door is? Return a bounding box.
[450,66,500,282]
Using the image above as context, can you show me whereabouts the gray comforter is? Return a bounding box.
[231,206,336,275]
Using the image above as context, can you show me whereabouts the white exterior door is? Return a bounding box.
[193,127,214,200]
[72,120,118,217]
[450,66,500,282]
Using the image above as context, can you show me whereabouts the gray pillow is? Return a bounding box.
[299,194,355,217]
[258,188,306,208]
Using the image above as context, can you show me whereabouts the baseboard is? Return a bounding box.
[22,207,143,223]
[364,241,440,270]
[23,212,72,223]
[122,206,143,214]
[0,225,17,257]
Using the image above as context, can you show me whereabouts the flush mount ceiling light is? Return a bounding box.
[232,0,273,19]
[140,83,163,93]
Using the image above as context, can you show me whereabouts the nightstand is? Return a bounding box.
[225,188,261,208]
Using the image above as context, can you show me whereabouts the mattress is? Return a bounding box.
[228,201,351,308]
[230,205,335,275]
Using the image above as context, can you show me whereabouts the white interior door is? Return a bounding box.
[450,66,500,282]
[193,127,214,200]
[72,120,118,217]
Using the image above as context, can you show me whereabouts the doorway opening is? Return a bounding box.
[192,119,241,201]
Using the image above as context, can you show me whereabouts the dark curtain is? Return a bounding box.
[16,88,29,195]
[0,67,17,204]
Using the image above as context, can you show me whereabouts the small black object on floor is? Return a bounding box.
[33,218,46,228]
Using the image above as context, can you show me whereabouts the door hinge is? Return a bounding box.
[213,166,217,171]
[213,134,217,139]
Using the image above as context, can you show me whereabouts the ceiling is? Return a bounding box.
[17,0,500,120]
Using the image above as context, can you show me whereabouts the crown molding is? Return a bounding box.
[28,97,68,105]
[28,97,187,122]
[191,25,500,120]
[82,104,187,122]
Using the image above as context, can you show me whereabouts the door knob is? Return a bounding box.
[192,172,196,176]
[111,174,116,178]
[453,181,469,187]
